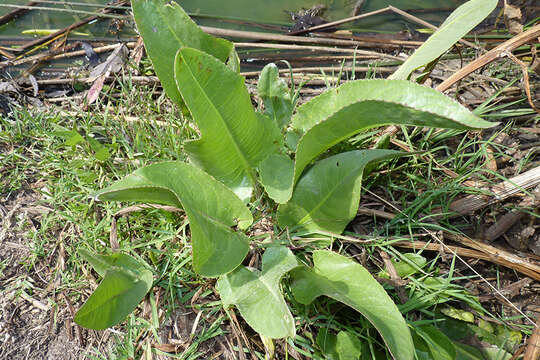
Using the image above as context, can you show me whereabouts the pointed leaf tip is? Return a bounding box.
[132,0,234,106]
[291,79,496,189]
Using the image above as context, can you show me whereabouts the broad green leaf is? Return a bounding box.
[78,249,150,277]
[390,0,498,80]
[437,318,474,341]
[95,161,253,276]
[291,251,414,360]
[316,330,362,360]
[292,80,495,186]
[131,0,234,106]
[438,318,519,355]
[380,253,427,278]
[278,150,402,234]
[257,63,294,129]
[392,253,427,278]
[413,332,432,360]
[226,49,241,73]
[415,325,456,360]
[284,130,301,151]
[441,306,475,323]
[317,328,339,360]
[478,319,495,333]
[74,253,153,330]
[87,137,111,162]
[455,343,512,360]
[258,154,295,204]
[175,48,281,201]
[52,125,84,146]
[216,246,299,339]
[336,331,362,360]
[494,324,522,350]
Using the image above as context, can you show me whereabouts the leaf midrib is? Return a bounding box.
[180,51,255,186]
[296,161,366,226]
[312,257,410,360]
[76,270,151,318]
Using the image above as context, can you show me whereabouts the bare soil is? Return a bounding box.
[0,188,114,360]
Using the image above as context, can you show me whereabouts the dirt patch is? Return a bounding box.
[0,186,237,360]
[0,188,113,359]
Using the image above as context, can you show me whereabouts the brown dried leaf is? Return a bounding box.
[88,44,128,80]
[504,2,523,35]
[152,343,186,353]
[85,73,108,106]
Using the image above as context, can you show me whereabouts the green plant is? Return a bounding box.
[73,0,498,359]
[390,0,498,80]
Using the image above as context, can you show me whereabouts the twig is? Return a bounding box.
[379,250,408,303]
[235,41,401,60]
[391,240,492,261]
[19,37,72,78]
[0,3,126,20]
[0,1,38,27]
[287,7,391,35]
[19,291,50,311]
[356,206,540,283]
[0,48,15,60]
[240,65,395,77]
[391,239,540,282]
[357,206,396,220]
[0,42,135,69]
[61,292,84,346]
[310,32,424,48]
[17,0,129,52]
[483,210,526,243]
[288,5,480,50]
[203,26,403,61]
[205,25,365,46]
[503,51,540,113]
[524,316,540,360]
[227,310,248,360]
[362,187,538,326]
[436,24,540,92]
[447,165,540,215]
[23,0,130,10]
[483,187,539,242]
[445,232,540,281]
[36,75,159,85]
[59,110,170,128]
[387,6,480,50]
